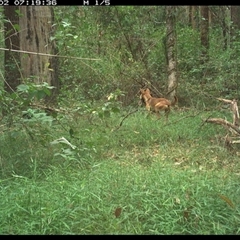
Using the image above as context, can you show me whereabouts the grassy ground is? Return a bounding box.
[0,106,240,234]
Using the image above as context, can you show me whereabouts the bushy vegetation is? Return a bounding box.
[1,6,240,234]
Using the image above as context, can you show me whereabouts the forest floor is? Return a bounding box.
[0,106,240,234]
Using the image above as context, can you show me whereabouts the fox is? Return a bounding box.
[139,88,177,121]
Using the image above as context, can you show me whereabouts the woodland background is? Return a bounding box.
[1,6,240,107]
[0,6,240,234]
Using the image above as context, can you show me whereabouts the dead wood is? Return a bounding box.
[112,109,139,131]
[216,98,239,127]
[204,98,240,145]
[205,117,240,135]
[29,103,65,113]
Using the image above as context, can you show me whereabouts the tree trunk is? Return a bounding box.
[220,6,228,50]
[230,6,240,47]
[200,6,209,65]
[189,6,197,29]
[166,6,178,101]
[19,6,59,103]
[231,6,240,29]
[3,6,21,92]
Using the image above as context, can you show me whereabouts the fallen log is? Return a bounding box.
[205,98,240,145]
[205,117,240,135]
[216,98,239,127]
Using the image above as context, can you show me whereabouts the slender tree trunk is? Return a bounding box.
[166,6,178,100]
[200,6,209,65]
[231,6,240,29]
[230,6,240,48]
[189,6,197,29]
[3,6,21,92]
[208,7,212,26]
[220,6,228,50]
[19,6,59,103]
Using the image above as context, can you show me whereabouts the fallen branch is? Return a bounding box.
[112,109,139,131]
[205,117,240,135]
[29,103,65,113]
[204,98,240,146]
[216,98,239,127]
[0,47,101,61]
[216,97,233,104]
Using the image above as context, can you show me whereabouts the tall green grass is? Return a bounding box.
[0,107,240,234]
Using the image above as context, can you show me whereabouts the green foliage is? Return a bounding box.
[1,107,240,234]
[17,82,55,104]
[53,6,168,105]
[22,109,53,124]
[93,88,124,118]
[0,82,125,178]
[50,137,92,170]
[0,82,53,115]
[177,26,202,78]
[0,82,57,177]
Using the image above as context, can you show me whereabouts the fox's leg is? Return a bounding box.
[153,106,161,120]
[165,107,170,122]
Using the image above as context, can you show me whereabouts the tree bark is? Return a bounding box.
[230,6,240,48]
[19,6,59,103]
[231,6,240,29]
[220,6,228,50]
[200,6,209,64]
[189,6,197,29]
[166,6,178,101]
